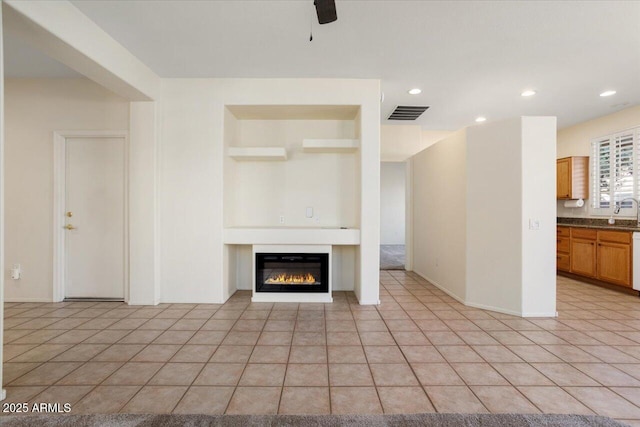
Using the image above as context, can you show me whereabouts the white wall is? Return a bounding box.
[466,119,523,314]
[466,117,556,316]
[557,105,640,218]
[160,78,380,304]
[380,125,451,162]
[4,78,129,302]
[411,118,557,317]
[381,125,421,162]
[226,119,359,228]
[411,129,467,301]
[380,162,406,245]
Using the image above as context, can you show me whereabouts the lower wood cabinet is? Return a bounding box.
[597,241,631,286]
[557,252,570,272]
[557,227,571,272]
[557,226,633,288]
[570,238,597,278]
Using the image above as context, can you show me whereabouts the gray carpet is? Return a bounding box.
[380,244,405,270]
[0,413,629,427]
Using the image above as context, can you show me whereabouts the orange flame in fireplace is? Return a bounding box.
[266,273,316,285]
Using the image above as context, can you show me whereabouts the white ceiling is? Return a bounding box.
[5,1,640,130]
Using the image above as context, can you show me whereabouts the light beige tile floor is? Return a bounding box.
[2,272,640,424]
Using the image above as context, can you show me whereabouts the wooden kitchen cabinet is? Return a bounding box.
[558,226,634,290]
[571,237,597,278]
[597,231,632,287]
[556,226,571,272]
[557,157,589,200]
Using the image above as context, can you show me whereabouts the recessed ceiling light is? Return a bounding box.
[521,90,536,97]
[600,90,617,97]
[475,116,487,123]
[408,88,422,95]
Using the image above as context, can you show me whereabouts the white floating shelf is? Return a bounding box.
[228,147,287,161]
[302,139,359,153]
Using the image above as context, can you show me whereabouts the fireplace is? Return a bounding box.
[256,253,329,293]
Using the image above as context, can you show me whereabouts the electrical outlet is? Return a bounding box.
[529,219,540,230]
[279,215,285,224]
[11,264,21,280]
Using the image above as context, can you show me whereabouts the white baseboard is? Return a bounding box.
[127,300,159,306]
[521,311,558,318]
[412,270,531,318]
[464,300,522,317]
[413,269,466,304]
[4,297,54,303]
[0,389,6,401]
[158,297,227,304]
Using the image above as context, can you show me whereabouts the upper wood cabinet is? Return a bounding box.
[557,156,589,200]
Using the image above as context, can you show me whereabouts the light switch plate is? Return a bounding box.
[529,219,540,230]
[306,207,313,218]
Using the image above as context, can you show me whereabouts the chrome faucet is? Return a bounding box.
[614,197,640,227]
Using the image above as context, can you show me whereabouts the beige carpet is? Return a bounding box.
[0,413,629,426]
[380,245,405,270]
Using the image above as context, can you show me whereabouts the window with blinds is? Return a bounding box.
[591,127,640,212]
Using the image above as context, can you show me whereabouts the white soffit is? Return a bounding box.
[3,33,81,78]
[226,105,359,120]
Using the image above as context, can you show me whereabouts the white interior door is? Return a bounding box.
[65,137,125,299]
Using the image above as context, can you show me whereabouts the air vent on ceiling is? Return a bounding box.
[388,105,429,120]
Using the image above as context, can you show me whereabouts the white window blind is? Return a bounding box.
[591,127,640,212]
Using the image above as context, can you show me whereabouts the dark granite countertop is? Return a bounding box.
[557,217,640,232]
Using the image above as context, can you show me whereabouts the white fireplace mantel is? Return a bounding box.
[223,227,360,246]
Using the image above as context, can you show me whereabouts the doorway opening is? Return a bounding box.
[380,161,408,270]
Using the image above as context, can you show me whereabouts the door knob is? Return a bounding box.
[64,224,77,230]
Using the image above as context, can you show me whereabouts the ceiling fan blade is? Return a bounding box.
[314,0,337,24]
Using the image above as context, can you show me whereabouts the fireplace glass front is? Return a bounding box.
[256,253,329,293]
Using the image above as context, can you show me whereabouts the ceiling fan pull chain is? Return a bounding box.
[309,1,314,41]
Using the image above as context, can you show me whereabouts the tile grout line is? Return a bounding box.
[68,303,176,413]
[71,303,207,413]
[4,302,138,388]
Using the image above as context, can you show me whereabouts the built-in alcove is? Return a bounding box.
[223,105,361,229]
[222,105,362,301]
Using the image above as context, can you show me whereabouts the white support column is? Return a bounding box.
[0,4,7,401]
[404,159,414,272]
[358,99,381,305]
[128,102,160,304]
